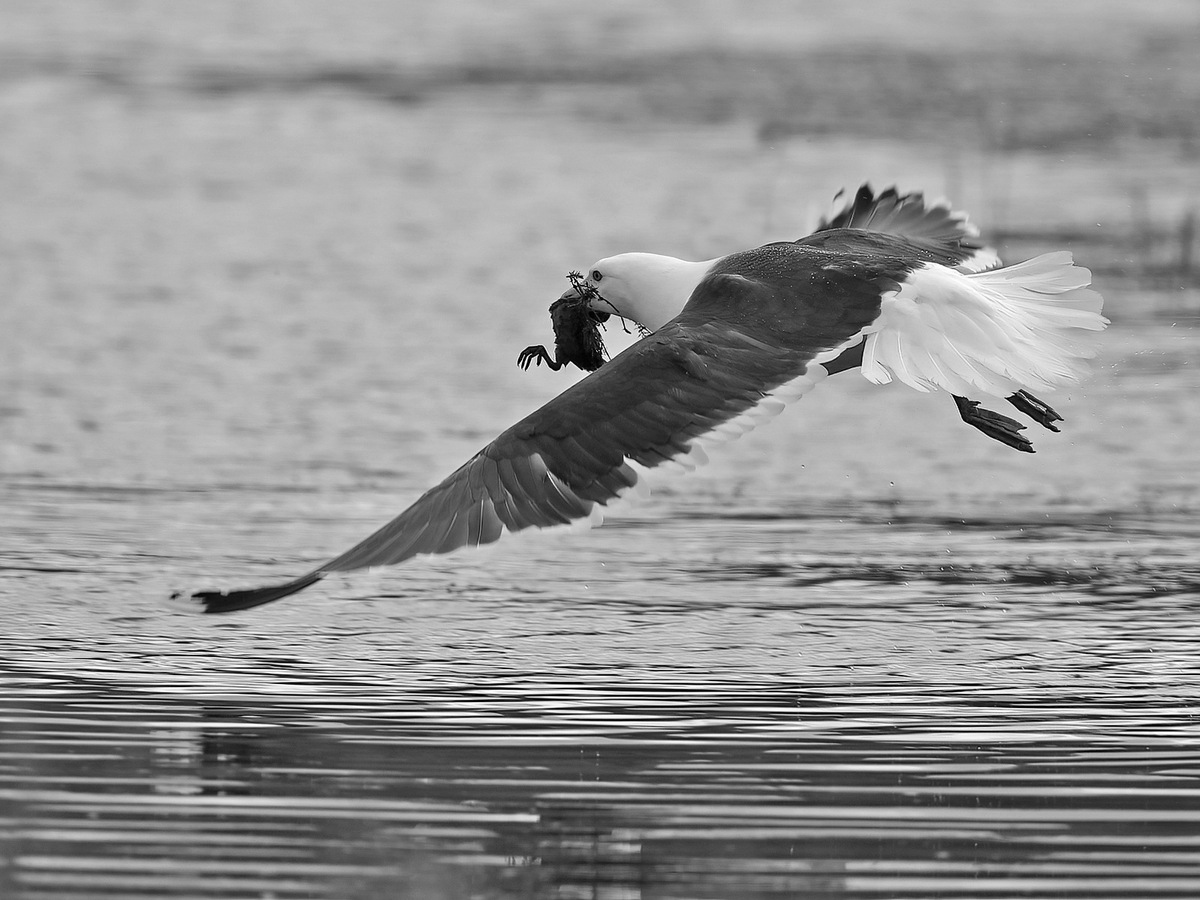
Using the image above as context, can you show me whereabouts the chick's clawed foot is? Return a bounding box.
[517,345,562,371]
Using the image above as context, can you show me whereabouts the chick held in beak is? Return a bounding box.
[516,272,611,372]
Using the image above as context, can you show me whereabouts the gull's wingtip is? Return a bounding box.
[177,571,326,614]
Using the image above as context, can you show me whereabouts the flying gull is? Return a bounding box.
[188,185,1107,613]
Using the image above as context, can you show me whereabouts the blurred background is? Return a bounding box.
[2,0,1196,494]
[0,0,1195,487]
[2,3,1200,898]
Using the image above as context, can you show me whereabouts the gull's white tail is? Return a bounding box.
[862,251,1108,398]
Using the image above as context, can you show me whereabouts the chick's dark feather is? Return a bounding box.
[548,295,607,372]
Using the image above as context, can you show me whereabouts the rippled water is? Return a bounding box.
[4,3,1200,898]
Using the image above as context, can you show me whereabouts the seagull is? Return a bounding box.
[188,185,1107,613]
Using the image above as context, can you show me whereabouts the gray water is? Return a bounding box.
[3,4,1200,898]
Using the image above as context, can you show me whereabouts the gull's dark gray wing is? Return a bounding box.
[192,252,892,613]
[810,184,999,271]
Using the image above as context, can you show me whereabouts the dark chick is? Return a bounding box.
[518,275,611,372]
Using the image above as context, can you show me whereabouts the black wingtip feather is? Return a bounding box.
[186,571,325,614]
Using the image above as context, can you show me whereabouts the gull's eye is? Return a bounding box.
[590,269,603,282]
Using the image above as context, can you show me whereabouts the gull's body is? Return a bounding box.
[190,186,1106,613]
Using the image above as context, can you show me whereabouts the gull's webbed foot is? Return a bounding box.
[517,345,562,371]
[954,395,1034,453]
[1007,389,1063,432]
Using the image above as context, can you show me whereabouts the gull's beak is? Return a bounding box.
[556,286,611,323]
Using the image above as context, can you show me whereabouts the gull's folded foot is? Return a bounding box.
[954,395,1034,453]
[517,345,561,371]
[1007,389,1063,432]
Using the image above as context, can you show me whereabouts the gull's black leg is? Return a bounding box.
[517,345,562,371]
[1007,389,1062,431]
[954,395,1034,453]
[822,341,865,376]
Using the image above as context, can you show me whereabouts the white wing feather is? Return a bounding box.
[862,252,1107,397]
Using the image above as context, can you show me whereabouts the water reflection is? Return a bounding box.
[4,665,1200,898]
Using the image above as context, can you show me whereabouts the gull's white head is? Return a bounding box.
[570,252,717,332]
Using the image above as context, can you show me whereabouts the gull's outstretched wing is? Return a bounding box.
[191,261,888,613]
[812,184,1000,272]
